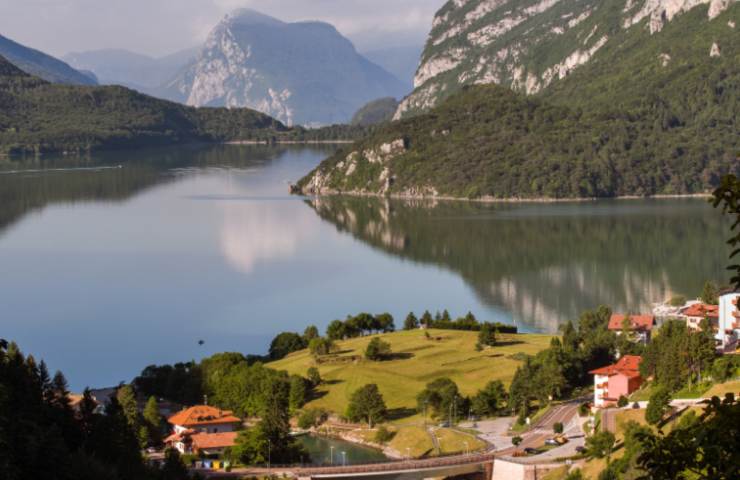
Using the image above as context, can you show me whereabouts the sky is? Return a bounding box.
[0,0,442,58]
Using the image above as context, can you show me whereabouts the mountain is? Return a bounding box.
[362,45,424,90]
[296,3,739,199]
[0,34,96,86]
[0,54,309,155]
[63,47,197,91]
[159,9,407,126]
[351,97,400,126]
[395,0,738,119]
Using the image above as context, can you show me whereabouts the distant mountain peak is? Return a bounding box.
[160,8,407,126]
[226,8,285,26]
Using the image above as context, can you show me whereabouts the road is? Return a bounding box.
[495,400,584,457]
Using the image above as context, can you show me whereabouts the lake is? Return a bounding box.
[298,435,390,465]
[0,145,731,391]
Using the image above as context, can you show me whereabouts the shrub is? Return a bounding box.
[617,395,629,408]
[668,296,686,307]
[297,408,327,429]
[374,425,395,443]
[553,422,564,434]
[512,436,523,446]
[365,337,392,361]
[579,403,590,417]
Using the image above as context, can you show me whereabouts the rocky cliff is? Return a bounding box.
[296,3,739,200]
[160,9,407,127]
[396,0,737,118]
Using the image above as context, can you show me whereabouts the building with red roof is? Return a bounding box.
[608,314,655,344]
[166,406,242,455]
[589,355,643,408]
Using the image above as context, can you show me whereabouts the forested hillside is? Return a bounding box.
[0,55,365,155]
[297,5,739,199]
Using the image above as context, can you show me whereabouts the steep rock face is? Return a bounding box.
[161,9,407,126]
[0,34,96,86]
[395,0,737,118]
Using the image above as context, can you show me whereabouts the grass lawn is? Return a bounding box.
[510,403,553,433]
[435,428,487,454]
[387,426,434,458]
[268,329,553,420]
[704,379,740,398]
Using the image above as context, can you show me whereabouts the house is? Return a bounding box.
[680,302,720,332]
[590,355,643,408]
[165,430,239,456]
[718,292,740,351]
[608,314,655,344]
[165,405,242,455]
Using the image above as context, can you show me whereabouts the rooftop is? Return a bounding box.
[681,303,719,319]
[608,314,655,331]
[191,431,238,450]
[168,405,242,427]
[590,355,642,379]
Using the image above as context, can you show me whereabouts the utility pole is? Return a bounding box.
[268,439,271,472]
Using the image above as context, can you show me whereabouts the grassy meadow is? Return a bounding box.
[268,329,554,420]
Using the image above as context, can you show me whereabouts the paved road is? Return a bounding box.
[601,408,618,433]
[496,401,584,457]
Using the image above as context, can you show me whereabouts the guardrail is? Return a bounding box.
[293,450,496,476]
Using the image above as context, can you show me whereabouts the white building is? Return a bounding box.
[718,292,740,351]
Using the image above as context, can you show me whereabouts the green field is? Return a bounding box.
[268,329,554,419]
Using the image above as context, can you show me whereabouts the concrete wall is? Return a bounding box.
[492,459,567,480]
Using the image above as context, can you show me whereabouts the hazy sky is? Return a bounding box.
[0,0,442,58]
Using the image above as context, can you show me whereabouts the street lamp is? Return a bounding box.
[267,439,271,472]
[423,400,428,428]
[330,446,334,465]
[341,451,347,466]
[463,441,469,456]
[406,447,410,460]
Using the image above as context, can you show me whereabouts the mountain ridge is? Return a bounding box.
[159,9,408,126]
[395,0,738,119]
[0,34,96,86]
[296,3,739,200]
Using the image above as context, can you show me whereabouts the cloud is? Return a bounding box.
[0,0,441,57]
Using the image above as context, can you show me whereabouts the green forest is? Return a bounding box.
[0,56,366,155]
[297,5,739,199]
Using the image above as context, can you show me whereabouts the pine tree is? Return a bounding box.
[143,396,162,447]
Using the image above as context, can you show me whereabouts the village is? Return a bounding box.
[54,286,740,480]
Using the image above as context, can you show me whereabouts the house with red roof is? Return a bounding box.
[680,302,720,333]
[165,406,242,455]
[608,314,655,344]
[589,355,643,408]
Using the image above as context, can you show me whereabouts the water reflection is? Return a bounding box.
[306,196,731,332]
[219,195,319,275]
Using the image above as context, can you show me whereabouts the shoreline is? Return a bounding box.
[293,189,714,204]
[225,140,355,145]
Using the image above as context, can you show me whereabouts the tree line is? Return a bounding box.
[0,339,191,480]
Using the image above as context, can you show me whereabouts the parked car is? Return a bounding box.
[545,438,560,446]
[575,446,587,454]
[524,447,539,455]
[438,421,450,427]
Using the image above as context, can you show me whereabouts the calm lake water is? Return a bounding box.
[0,145,731,390]
[298,435,389,465]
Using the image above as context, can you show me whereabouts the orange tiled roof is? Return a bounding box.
[681,303,719,319]
[590,355,642,379]
[167,406,241,427]
[191,432,238,451]
[608,314,655,331]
